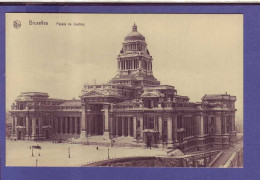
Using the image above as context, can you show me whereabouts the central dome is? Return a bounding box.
[124,23,145,41]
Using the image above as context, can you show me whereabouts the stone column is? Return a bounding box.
[167,116,173,143]
[133,116,137,138]
[60,117,63,134]
[110,116,113,136]
[139,60,142,69]
[116,117,119,136]
[139,116,143,139]
[39,117,43,136]
[215,113,222,134]
[200,116,204,135]
[122,117,125,136]
[128,117,131,136]
[14,116,18,135]
[70,117,72,134]
[25,116,29,136]
[12,116,15,135]
[88,114,92,136]
[232,115,235,132]
[158,116,163,139]
[55,117,58,134]
[74,117,78,134]
[80,101,87,138]
[223,116,227,134]
[195,114,204,135]
[65,117,68,134]
[32,117,36,138]
[103,104,110,139]
[173,115,178,143]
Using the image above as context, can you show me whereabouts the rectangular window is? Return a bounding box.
[204,116,208,134]
[148,118,154,129]
[211,117,215,124]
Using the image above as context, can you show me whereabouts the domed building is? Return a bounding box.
[110,23,160,87]
[8,24,237,152]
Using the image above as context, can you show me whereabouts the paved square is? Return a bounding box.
[6,140,167,167]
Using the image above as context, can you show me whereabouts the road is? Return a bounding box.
[210,139,243,167]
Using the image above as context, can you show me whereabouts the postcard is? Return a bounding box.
[4,13,243,168]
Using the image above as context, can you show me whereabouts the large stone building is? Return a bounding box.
[8,24,237,151]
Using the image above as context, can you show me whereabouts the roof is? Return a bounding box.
[59,100,81,107]
[143,85,175,90]
[125,31,145,41]
[202,94,236,101]
[124,24,145,41]
[20,92,49,97]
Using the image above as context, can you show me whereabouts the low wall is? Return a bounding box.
[83,156,180,167]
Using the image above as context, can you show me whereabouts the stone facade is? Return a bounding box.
[9,24,237,151]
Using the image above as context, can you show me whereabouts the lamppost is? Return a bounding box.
[68,147,71,158]
[36,159,38,167]
[108,148,110,159]
[31,147,34,157]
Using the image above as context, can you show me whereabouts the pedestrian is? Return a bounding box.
[96,147,98,150]
[30,146,31,149]
[38,153,40,156]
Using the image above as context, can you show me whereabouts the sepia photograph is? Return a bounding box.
[5,13,243,168]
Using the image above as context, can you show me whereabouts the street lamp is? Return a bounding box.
[31,147,34,157]
[108,148,110,159]
[68,147,71,158]
[36,159,38,167]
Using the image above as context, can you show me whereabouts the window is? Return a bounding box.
[148,118,154,129]
[163,121,167,131]
[211,117,215,124]
[204,116,208,134]
[147,100,152,109]
[137,120,140,128]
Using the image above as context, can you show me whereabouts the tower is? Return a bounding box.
[110,23,160,87]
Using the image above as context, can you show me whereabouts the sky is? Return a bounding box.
[6,14,243,122]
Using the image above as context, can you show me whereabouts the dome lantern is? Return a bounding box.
[132,23,137,32]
